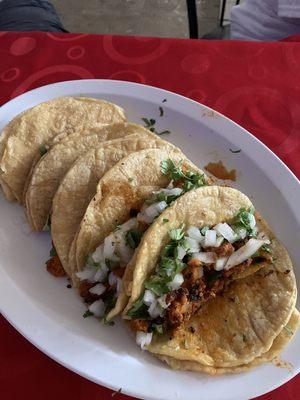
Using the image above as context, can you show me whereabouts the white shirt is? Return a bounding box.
[231,0,300,41]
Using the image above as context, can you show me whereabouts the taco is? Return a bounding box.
[157,308,300,374]
[50,135,180,278]
[25,123,158,231]
[123,186,297,372]
[71,152,209,323]
[0,97,126,203]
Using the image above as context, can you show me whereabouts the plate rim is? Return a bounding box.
[0,78,299,400]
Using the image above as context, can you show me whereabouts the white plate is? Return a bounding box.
[0,79,299,400]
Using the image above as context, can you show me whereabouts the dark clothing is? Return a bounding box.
[0,0,67,32]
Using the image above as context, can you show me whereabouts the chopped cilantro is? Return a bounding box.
[146,190,179,206]
[261,243,273,254]
[232,207,256,235]
[157,257,185,279]
[128,177,134,182]
[161,241,178,258]
[169,224,185,241]
[144,276,170,296]
[152,324,163,334]
[161,159,206,191]
[50,246,57,257]
[127,295,149,319]
[125,230,143,249]
[229,148,241,154]
[200,226,209,235]
[157,130,170,135]
[141,117,156,128]
[102,317,115,326]
[141,117,171,135]
[114,224,121,231]
[163,218,169,224]
[39,145,48,156]
[86,254,99,268]
[102,289,117,317]
[83,310,93,318]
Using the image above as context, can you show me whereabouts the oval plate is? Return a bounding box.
[0,79,299,400]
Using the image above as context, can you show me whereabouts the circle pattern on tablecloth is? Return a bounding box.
[67,46,85,60]
[109,70,146,84]
[215,86,300,156]
[186,88,207,103]
[103,35,170,65]
[46,33,89,42]
[1,67,20,82]
[10,65,94,98]
[10,37,37,56]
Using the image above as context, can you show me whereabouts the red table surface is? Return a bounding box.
[0,32,299,400]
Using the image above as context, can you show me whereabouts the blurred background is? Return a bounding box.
[51,0,237,38]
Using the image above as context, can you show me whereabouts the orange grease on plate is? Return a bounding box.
[204,161,236,181]
[272,356,293,371]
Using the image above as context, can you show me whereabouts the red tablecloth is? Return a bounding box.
[0,32,299,400]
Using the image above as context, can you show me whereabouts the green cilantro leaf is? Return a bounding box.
[163,218,169,224]
[127,295,149,319]
[83,310,94,318]
[157,257,185,279]
[86,254,99,268]
[161,159,206,191]
[39,145,48,156]
[125,230,143,249]
[152,324,164,334]
[144,276,170,296]
[232,208,256,235]
[169,224,185,241]
[50,246,57,257]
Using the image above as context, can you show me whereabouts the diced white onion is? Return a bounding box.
[157,294,170,309]
[137,201,167,224]
[93,262,109,282]
[257,231,270,244]
[191,252,216,264]
[177,246,187,260]
[216,236,224,247]
[136,331,153,349]
[148,301,163,318]
[143,289,156,306]
[225,238,266,270]
[108,272,118,286]
[160,187,183,196]
[185,237,200,254]
[248,213,256,229]
[213,223,237,243]
[236,228,247,240]
[114,230,133,263]
[89,283,106,295]
[168,273,184,290]
[103,234,119,261]
[119,217,138,232]
[214,257,229,271]
[88,299,105,317]
[76,267,96,282]
[92,243,104,262]
[203,230,217,247]
[187,226,203,242]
